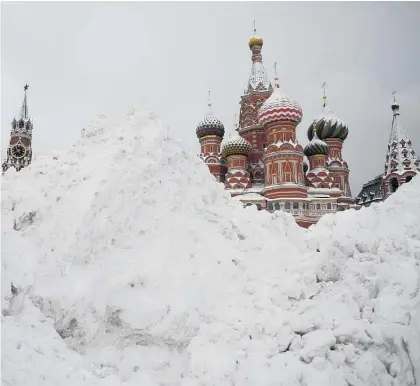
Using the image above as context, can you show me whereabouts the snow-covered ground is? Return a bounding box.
[2,109,420,386]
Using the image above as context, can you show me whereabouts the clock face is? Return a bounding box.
[11,144,26,159]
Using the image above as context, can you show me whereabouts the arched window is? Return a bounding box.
[285,202,291,210]
[256,204,262,211]
[293,202,299,210]
[316,203,321,210]
[274,202,280,210]
[406,175,413,183]
[18,120,24,129]
[390,177,399,193]
[268,202,273,211]
[327,203,332,210]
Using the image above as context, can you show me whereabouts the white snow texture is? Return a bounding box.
[2,109,420,386]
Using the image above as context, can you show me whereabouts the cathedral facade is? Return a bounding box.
[196,32,356,228]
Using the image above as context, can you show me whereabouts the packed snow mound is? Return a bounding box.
[2,109,420,386]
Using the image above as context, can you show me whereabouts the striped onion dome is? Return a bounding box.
[221,132,252,157]
[196,114,225,139]
[258,86,303,126]
[304,129,329,157]
[307,105,348,141]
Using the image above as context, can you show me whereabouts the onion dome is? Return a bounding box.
[304,125,330,157]
[249,35,263,48]
[196,92,225,139]
[221,114,252,157]
[307,84,348,141]
[221,134,252,157]
[258,64,303,126]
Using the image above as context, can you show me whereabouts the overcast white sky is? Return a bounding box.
[2,1,420,194]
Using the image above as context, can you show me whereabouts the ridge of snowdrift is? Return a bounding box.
[2,109,420,386]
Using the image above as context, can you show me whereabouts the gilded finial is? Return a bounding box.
[234,113,239,131]
[274,62,279,89]
[253,20,256,35]
[24,84,29,92]
[322,82,327,107]
[207,90,212,109]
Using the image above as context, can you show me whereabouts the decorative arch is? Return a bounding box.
[278,143,295,152]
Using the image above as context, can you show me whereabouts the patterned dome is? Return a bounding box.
[221,133,252,157]
[258,87,303,127]
[196,114,225,139]
[307,106,348,141]
[304,130,330,157]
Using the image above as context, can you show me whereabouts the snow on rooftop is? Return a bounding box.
[2,109,420,385]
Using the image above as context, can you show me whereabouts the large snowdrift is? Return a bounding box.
[2,109,420,386]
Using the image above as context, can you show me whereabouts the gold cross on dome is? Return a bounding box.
[24,84,29,91]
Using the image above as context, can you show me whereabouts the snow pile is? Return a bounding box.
[2,109,420,386]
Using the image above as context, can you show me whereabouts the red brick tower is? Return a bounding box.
[258,65,307,200]
[196,92,227,182]
[307,84,352,199]
[221,116,253,191]
[2,85,33,173]
[238,24,273,185]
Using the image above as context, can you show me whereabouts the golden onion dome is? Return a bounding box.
[249,35,263,48]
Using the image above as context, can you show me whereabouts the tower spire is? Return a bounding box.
[245,23,272,94]
[20,84,29,120]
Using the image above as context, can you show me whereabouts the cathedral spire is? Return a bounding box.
[389,91,408,143]
[245,23,272,94]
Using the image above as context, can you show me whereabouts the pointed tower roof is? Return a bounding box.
[12,84,31,124]
[384,91,420,176]
[244,22,273,95]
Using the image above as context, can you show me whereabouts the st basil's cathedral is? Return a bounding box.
[195,30,420,228]
[3,31,419,228]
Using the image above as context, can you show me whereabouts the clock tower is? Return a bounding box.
[2,85,34,173]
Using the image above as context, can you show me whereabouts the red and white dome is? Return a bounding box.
[258,88,303,126]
